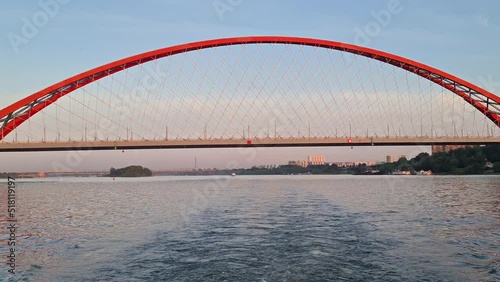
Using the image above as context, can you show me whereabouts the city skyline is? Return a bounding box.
[0,146,426,172]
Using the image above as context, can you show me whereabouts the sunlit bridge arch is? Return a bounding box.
[0,36,499,151]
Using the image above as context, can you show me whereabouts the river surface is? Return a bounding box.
[0,175,499,281]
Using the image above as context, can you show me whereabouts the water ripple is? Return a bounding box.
[0,175,498,281]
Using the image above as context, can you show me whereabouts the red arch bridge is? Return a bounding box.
[1,36,499,152]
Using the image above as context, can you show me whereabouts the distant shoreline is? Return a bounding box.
[4,173,499,180]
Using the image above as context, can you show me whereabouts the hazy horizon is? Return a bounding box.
[0,145,430,173]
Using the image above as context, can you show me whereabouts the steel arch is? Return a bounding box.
[1,36,499,141]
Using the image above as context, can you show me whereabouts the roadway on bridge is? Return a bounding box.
[1,137,499,152]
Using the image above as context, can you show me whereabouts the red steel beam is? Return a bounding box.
[1,36,499,141]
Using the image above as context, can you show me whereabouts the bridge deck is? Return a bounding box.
[1,137,499,152]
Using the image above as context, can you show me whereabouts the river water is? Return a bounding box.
[0,175,499,281]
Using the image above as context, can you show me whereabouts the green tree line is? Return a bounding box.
[375,144,499,175]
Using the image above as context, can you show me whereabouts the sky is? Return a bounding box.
[0,0,499,172]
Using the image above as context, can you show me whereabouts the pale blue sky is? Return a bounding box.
[0,0,499,171]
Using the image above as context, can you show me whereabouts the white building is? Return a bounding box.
[308,155,325,165]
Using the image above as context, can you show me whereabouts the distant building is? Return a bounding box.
[288,160,308,167]
[398,155,407,161]
[431,145,469,154]
[334,162,355,167]
[298,160,308,167]
[333,161,377,167]
[257,164,277,169]
[386,155,394,163]
[308,155,325,165]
